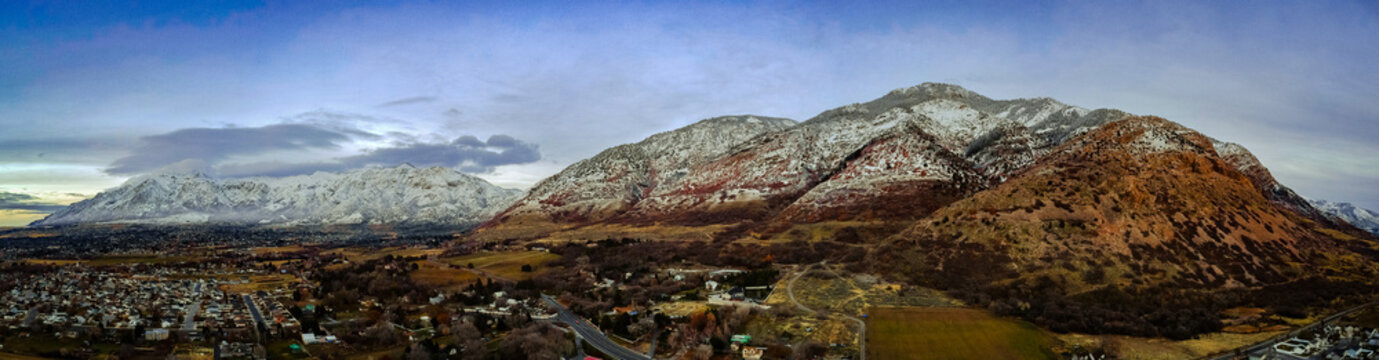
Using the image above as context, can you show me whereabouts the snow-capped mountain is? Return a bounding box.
[479,82,1336,244]
[33,165,521,227]
[484,83,1142,233]
[493,115,797,225]
[1310,199,1379,235]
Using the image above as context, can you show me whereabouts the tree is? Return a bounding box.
[452,322,486,360]
[793,341,827,359]
[499,323,570,360]
[692,344,713,360]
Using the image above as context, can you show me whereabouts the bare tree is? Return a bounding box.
[692,344,714,360]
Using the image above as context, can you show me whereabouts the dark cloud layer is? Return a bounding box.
[105,124,354,175]
[0,192,67,212]
[216,134,541,177]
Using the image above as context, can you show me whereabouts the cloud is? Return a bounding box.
[377,96,437,107]
[215,134,542,177]
[104,123,359,175]
[2,1,1377,209]
[0,137,133,164]
[0,191,67,213]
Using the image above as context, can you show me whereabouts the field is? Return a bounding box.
[324,247,444,262]
[1058,331,1283,360]
[867,307,1057,360]
[0,352,51,360]
[409,261,480,290]
[442,251,560,281]
[220,273,298,294]
[0,334,83,358]
[252,245,308,255]
[764,265,959,317]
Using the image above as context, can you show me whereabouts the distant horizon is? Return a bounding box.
[3,1,1378,226]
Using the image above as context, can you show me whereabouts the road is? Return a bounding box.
[541,295,651,360]
[242,294,267,328]
[787,262,866,360]
[21,308,37,327]
[182,301,201,330]
[1206,301,1377,360]
[183,282,204,330]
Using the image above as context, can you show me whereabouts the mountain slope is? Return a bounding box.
[479,83,1137,240]
[485,115,796,237]
[1311,199,1379,235]
[33,165,521,227]
[875,116,1379,337]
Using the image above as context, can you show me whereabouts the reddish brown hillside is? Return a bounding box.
[876,116,1379,337]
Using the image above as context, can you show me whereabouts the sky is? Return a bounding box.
[1,0,1377,226]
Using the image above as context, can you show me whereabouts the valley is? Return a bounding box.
[4,83,1379,360]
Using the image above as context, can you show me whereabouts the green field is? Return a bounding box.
[868,307,1056,360]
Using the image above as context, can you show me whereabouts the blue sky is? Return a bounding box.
[1,0,1377,226]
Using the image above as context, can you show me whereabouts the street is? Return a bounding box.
[541,295,651,360]
[183,282,203,330]
[242,294,267,328]
[1207,301,1376,360]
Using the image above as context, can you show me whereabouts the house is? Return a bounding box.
[728,287,746,301]
[742,347,764,360]
[145,328,170,341]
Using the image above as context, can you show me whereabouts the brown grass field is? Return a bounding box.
[22,259,86,266]
[442,251,561,281]
[409,261,480,290]
[868,307,1057,360]
[1057,331,1283,360]
[325,247,444,262]
[220,273,298,294]
[252,245,308,255]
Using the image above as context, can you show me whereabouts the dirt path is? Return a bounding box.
[787,261,867,360]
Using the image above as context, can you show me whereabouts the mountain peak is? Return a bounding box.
[1310,199,1379,235]
[33,166,520,227]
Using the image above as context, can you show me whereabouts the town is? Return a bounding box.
[0,233,887,360]
[4,229,1379,360]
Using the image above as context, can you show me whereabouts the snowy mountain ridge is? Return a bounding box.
[33,165,521,227]
[481,82,1335,242]
[1310,199,1379,235]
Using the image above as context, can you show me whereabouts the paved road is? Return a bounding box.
[242,294,267,328]
[1206,301,1377,360]
[541,295,651,360]
[21,308,37,327]
[787,262,866,360]
[184,282,204,330]
[182,301,201,330]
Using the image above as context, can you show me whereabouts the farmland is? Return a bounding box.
[409,260,480,290]
[867,307,1057,360]
[442,251,560,281]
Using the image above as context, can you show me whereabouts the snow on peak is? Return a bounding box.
[1310,199,1379,235]
[33,166,521,227]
